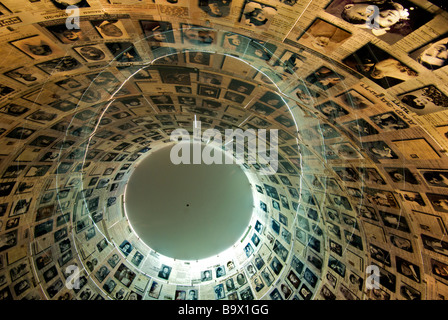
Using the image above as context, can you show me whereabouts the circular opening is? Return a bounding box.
[124,142,254,260]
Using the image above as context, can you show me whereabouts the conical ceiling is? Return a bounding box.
[0,0,447,301]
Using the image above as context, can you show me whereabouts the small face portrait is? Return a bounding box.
[259,91,285,109]
[333,166,359,182]
[275,114,295,129]
[201,270,212,281]
[228,78,255,95]
[175,86,192,95]
[198,84,220,98]
[298,18,351,53]
[150,95,173,105]
[74,45,107,62]
[306,66,345,90]
[106,42,141,63]
[396,256,421,283]
[46,23,92,43]
[431,259,448,281]
[50,0,90,9]
[245,39,277,61]
[158,265,172,280]
[384,167,419,185]
[343,118,378,136]
[293,84,320,105]
[198,0,232,17]
[390,235,413,253]
[336,89,373,110]
[0,104,29,117]
[236,272,247,286]
[340,2,405,28]
[411,35,448,70]
[299,284,312,300]
[325,0,433,44]
[28,135,57,148]
[270,256,283,275]
[244,243,254,257]
[222,32,250,52]
[131,252,144,267]
[35,56,81,74]
[158,66,193,85]
[114,264,136,288]
[370,111,409,131]
[186,289,198,300]
[95,266,110,283]
[427,193,448,213]
[0,84,14,98]
[224,91,245,103]
[91,20,128,39]
[250,102,275,116]
[272,50,306,77]
[316,101,349,119]
[50,100,77,113]
[343,43,418,88]
[55,78,82,90]
[215,265,226,278]
[5,127,36,140]
[26,110,57,123]
[0,183,15,198]
[119,240,133,256]
[420,170,448,188]
[364,140,398,160]
[151,46,178,64]
[86,71,118,86]
[188,51,211,65]
[10,35,64,59]
[214,283,225,300]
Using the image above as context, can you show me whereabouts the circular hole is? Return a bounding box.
[124,142,254,260]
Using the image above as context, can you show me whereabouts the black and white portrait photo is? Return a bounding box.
[73,45,108,63]
[119,240,133,256]
[363,140,399,160]
[325,0,433,44]
[410,33,448,71]
[106,42,142,63]
[50,0,90,9]
[297,18,352,53]
[306,66,345,90]
[35,56,81,74]
[91,19,129,40]
[114,263,136,287]
[198,0,232,17]
[181,24,216,46]
[158,264,172,280]
[46,23,92,43]
[343,43,418,88]
[10,34,64,60]
[140,20,175,43]
[370,111,409,131]
[398,85,448,115]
